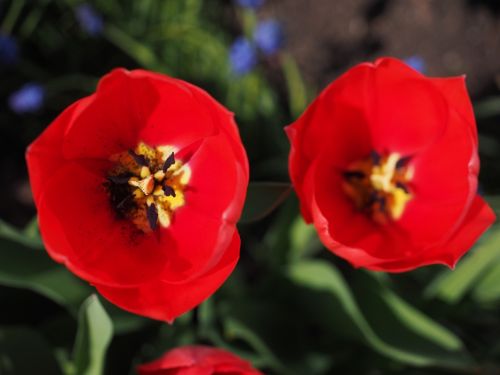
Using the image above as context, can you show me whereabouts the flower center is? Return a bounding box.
[342,151,413,224]
[105,142,190,232]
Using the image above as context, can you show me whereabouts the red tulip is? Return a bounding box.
[26,69,249,322]
[137,346,262,375]
[286,57,495,272]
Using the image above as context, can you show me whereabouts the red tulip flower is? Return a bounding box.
[286,57,495,272]
[26,69,249,322]
[137,346,263,375]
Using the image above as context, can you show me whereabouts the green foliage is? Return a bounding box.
[0,327,62,375]
[240,182,292,223]
[288,261,472,370]
[1,0,500,374]
[72,296,113,375]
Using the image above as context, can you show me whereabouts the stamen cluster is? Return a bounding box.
[106,143,189,232]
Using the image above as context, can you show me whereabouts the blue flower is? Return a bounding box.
[75,4,104,36]
[0,34,19,66]
[404,56,425,73]
[9,83,45,114]
[229,37,257,76]
[253,19,284,56]
[234,0,264,9]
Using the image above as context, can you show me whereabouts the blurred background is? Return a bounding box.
[1,0,500,374]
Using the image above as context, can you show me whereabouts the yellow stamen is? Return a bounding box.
[107,143,190,232]
[343,152,413,224]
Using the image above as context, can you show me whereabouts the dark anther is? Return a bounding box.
[128,150,149,167]
[395,181,409,193]
[163,152,175,172]
[378,196,387,211]
[107,175,130,184]
[344,170,366,179]
[116,194,132,209]
[370,151,381,165]
[396,156,411,169]
[147,204,158,231]
[163,184,176,197]
[368,191,379,205]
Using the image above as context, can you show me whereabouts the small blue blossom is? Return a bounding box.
[9,83,45,114]
[229,37,257,76]
[404,56,426,73]
[234,0,264,9]
[0,34,19,66]
[253,19,284,56]
[75,4,104,36]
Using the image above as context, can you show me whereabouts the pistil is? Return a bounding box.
[343,151,413,224]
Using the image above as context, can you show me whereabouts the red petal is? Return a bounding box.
[369,59,449,155]
[184,134,248,224]
[26,97,92,203]
[396,105,478,248]
[97,232,240,322]
[136,74,219,150]
[308,157,417,267]
[286,64,374,220]
[367,195,495,272]
[137,345,261,375]
[185,80,249,181]
[62,69,153,160]
[430,76,477,146]
[160,207,237,284]
[37,161,169,287]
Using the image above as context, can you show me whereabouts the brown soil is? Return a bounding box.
[262,0,500,97]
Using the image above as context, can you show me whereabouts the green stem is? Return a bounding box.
[103,24,160,70]
[1,0,26,34]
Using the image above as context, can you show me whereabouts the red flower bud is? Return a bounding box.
[26,69,249,321]
[286,57,495,272]
[137,346,263,375]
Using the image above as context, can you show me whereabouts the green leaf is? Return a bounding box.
[224,316,291,374]
[288,216,322,262]
[474,96,500,119]
[425,228,500,303]
[472,261,500,304]
[99,300,149,335]
[73,295,113,375]
[240,182,292,223]
[0,218,42,249]
[0,327,62,375]
[23,216,41,242]
[288,261,472,369]
[0,238,92,314]
[281,53,309,118]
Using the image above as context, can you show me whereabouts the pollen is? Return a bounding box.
[342,151,413,224]
[106,142,190,232]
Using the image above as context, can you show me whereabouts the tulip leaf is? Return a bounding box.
[424,228,500,304]
[240,182,292,223]
[0,218,43,249]
[474,96,500,119]
[288,260,473,369]
[281,52,309,118]
[0,326,62,375]
[0,237,92,314]
[73,295,113,375]
[472,261,500,304]
[288,216,322,262]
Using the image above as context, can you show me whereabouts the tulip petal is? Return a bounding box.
[96,231,240,322]
[37,161,169,287]
[184,134,248,224]
[63,69,152,160]
[26,97,91,202]
[366,196,495,272]
[396,107,477,248]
